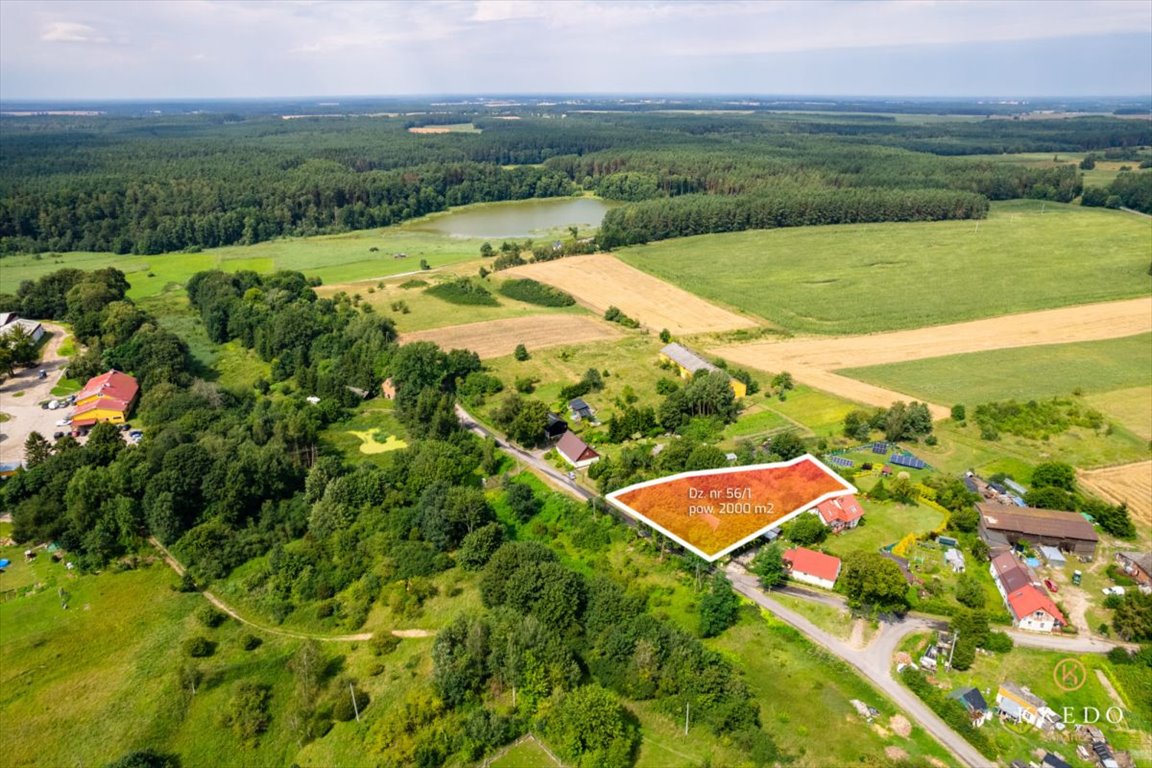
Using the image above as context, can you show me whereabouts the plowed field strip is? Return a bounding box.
[712,297,1152,418]
[1078,461,1152,527]
[400,314,621,359]
[506,253,757,335]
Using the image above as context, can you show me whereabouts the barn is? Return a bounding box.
[977,502,1097,560]
[659,343,747,398]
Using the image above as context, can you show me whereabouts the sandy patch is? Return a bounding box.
[712,297,1152,418]
[507,253,757,335]
[889,714,912,738]
[1078,460,1152,528]
[885,746,908,761]
[400,314,622,359]
[847,618,867,650]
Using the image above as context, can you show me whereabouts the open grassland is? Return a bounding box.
[1078,461,1152,528]
[400,315,622,359]
[1087,386,1152,441]
[0,230,487,301]
[314,274,589,333]
[839,333,1152,406]
[506,253,759,335]
[618,200,1152,336]
[712,298,1152,420]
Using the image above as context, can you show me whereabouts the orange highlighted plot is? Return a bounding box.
[606,455,856,561]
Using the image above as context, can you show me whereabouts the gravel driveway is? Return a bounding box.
[0,324,73,463]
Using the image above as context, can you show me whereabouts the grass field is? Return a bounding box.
[401,314,621,359]
[1087,386,1152,441]
[838,333,1152,406]
[819,499,946,559]
[617,200,1152,335]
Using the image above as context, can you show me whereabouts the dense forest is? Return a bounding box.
[1,108,1148,254]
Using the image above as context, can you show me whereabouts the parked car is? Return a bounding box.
[1044,579,1058,593]
[118,423,132,432]
[47,400,60,410]
[55,418,71,427]
[52,431,64,440]
[1102,586,1126,596]
[38,370,47,380]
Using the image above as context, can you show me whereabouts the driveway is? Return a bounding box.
[0,323,72,463]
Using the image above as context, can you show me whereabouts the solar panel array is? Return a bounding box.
[889,453,926,469]
[827,456,854,468]
[871,442,888,454]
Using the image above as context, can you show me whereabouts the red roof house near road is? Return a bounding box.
[815,494,864,531]
[783,547,842,590]
[75,370,139,407]
[1005,585,1066,632]
[556,431,600,469]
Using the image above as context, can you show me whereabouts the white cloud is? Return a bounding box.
[40,21,109,44]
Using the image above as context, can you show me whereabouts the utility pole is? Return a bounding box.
[946,632,958,671]
[684,702,690,735]
[350,682,360,723]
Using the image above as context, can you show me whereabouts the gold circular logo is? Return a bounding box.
[1053,658,1088,692]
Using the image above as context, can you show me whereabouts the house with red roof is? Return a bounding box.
[71,370,139,428]
[814,494,865,532]
[556,431,600,469]
[989,551,1065,632]
[783,547,842,590]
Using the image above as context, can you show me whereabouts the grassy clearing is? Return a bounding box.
[1087,386,1152,441]
[49,378,82,396]
[346,430,407,454]
[617,200,1152,335]
[214,342,271,391]
[319,400,407,467]
[839,333,1152,406]
[820,499,946,558]
[489,736,561,767]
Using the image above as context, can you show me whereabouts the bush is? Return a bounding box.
[222,682,272,744]
[183,636,215,658]
[333,685,371,722]
[498,278,576,307]
[197,605,227,628]
[425,278,500,306]
[240,633,263,651]
[983,630,1014,653]
[514,344,529,361]
[370,632,401,656]
[603,306,640,328]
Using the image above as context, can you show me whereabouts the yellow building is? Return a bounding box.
[659,343,747,398]
[71,370,139,428]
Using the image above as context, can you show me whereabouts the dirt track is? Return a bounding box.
[712,297,1152,418]
[400,314,621,359]
[506,254,757,335]
[1078,461,1152,528]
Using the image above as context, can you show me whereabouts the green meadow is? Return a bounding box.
[617,200,1152,335]
[839,333,1152,405]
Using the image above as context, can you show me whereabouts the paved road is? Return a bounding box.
[455,403,599,505]
[725,562,989,768]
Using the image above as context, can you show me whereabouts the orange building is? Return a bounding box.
[71,370,139,428]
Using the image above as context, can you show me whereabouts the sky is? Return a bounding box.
[1,0,1150,101]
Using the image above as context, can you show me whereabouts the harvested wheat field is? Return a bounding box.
[507,254,757,335]
[1078,461,1152,528]
[400,315,621,359]
[712,297,1152,418]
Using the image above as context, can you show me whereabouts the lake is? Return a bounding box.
[414,197,613,239]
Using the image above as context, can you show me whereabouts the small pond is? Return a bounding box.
[414,197,613,239]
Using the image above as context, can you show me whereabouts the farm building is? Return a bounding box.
[71,370,139,428]
[659,343,747,398]
[556,431,600,469]
[783,547,841,590]
[1038,545,1067,567]
[989,552,1065,633]
[1115,551,1151,586]
[0,312,44,343]
[814,494,864,532]
[977,502,1098,559]
[544,413,568,441]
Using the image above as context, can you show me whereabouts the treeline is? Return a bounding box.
[599,188,989,247]
[424,541,779,767]
[1,110,1143,255]
[1082,169,1152,213]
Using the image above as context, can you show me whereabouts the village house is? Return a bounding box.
[568,397,595,422]
[555,431,600,469]
[948,687,991,727]
[990,551,1065,633]
[782,547,841,590]
[814,494,864,532]
[71,370,139,429]
[996,681,1064,731]
[659,343,747,398]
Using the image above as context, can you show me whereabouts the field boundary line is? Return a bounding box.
[147,537,432,643]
